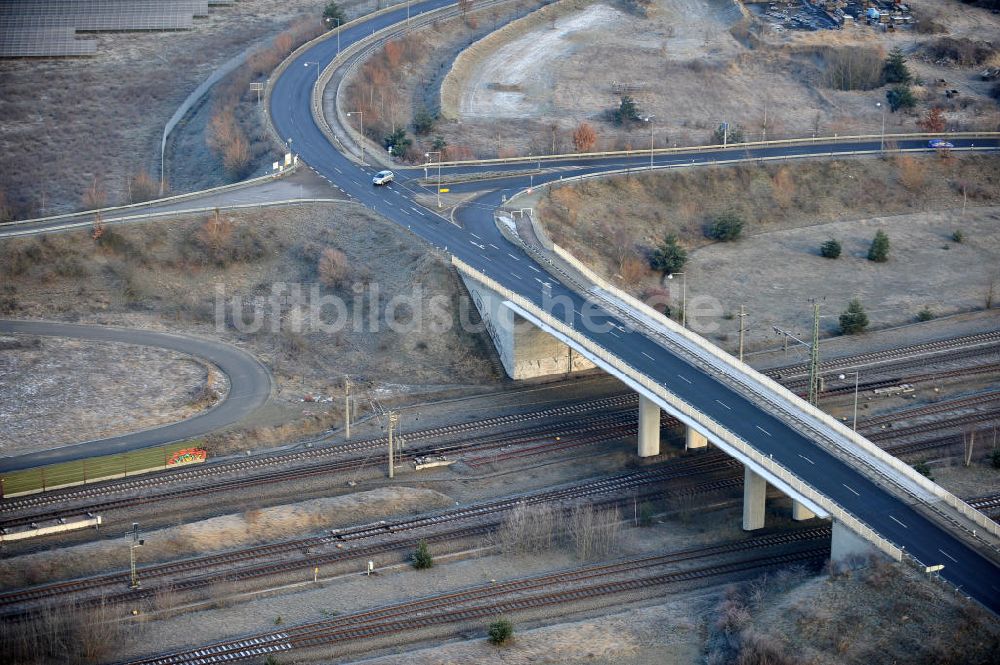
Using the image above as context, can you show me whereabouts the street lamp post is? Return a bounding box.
[644,115,655,170]
[667,271,686,328]
[838,371,860,431]
[425,151,442,208]
[876,101,886,152]
[347,111,365,165]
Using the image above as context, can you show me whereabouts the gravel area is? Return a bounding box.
[0,334,222,456]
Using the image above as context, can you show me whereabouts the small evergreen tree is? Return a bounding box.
[384,128,412,156]
[916,307,934,322]
[613,95,641,126]
[431,135,447,152]
[712,123,745,144]
[649,233,688,274]
[952,230,964,243]
[913,460,933,480]
[323,1,346,26]
[412,541,433,569]
[886,85,916,112]
[413,108,435,135]
[707,212,745,242]
[883,47,912,84]
[868,230,890,262]
[839,298,869,335]
[820,239,842,259]
[488,618,514,645]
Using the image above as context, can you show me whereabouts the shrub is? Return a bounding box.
[952,230,964,243]
[413,108,435,135]
[822,46,884,91]
[886,85,916,113]
[991,449,1000,469]
[883,47,912,85]
[820,239,842,259]
[924,36,996,67]
[839,298,869,335]
[411,541,433,569]
[707,212,745,242]
[638,502,655,527]
[318,247,349,287]
[649,233,687,274]
[487,617,514,645]
[431,135,447,151]
[916,307,934,322]
[916,107,946,133]
[913,460,933,480]
[867,230,890,262]
[572,122,597,153]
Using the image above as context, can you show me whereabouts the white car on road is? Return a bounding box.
[372,170,394,185]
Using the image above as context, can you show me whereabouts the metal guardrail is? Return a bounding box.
[427,131,1000,168]
[0,199,344,238]
[0,167,300,229]
[452,255,904,561]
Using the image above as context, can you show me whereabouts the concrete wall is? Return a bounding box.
[461,273,594,379]
[831,519,878,564]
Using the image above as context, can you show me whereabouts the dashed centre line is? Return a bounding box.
[715,400,731,410]
[888,515,908,529]
[842,483,860,496]
[938,549,957,563]
[797,454,814,465]
[755,425,771,436]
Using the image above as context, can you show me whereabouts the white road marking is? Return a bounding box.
[334,167,343,174]
[470,232,481,239]
[938,549,957,563]
[642,351,655,360]
[715,400,731,410]
[529,265,541,273]
[677,374,692,384]
[755,425,771,436]
[534,277,544,284]
[798,454,814,465]
[888,515,908,529]
[410,207,421,214]
[507,253,520,261]
[489,243,500,250]
[842,483,860,496]
[609,329,620,337]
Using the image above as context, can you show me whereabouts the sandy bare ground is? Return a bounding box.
[0,486,454,589]
[685,206,1000,348]
[431,0,1000,159]
[0,334,223,457]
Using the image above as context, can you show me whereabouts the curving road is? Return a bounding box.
[0,320,271,473]
[266,0,1000,613]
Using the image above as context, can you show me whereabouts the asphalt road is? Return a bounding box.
[267,0,1000,612]
[0,320,271,473]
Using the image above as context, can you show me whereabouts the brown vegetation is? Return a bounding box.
[0,598,130,665]
[572,122,597,153]
[318,247,350,287]
[491,502,622,561]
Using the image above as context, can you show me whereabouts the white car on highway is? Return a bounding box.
[372,170,394,185]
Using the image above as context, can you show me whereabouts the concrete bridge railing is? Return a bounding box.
[453,255,905,562]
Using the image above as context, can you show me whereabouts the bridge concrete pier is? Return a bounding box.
[637,395,661,457]
[460,274,595,379]
[742,466,767,531]
[685,428,708,450]
[792,500,815,521]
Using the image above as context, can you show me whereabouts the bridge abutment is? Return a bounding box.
[460,274,595,380]
[792,500,815,521]
[831,519,877,563]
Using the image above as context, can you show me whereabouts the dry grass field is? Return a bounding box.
[0,204,497,453]
[533,154,1000,346]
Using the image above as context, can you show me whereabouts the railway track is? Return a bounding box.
[0,453,741,611]
[4,334,996,525]
[765,330,1000,380]
[123,528,831,665]
[858,390,1000,431]
[0,408,648,530]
